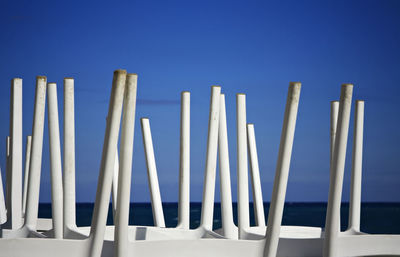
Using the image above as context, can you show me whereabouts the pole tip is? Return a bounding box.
[47,82,56,86]
[37,76,47,81]
[114,69,127,75]
[64,77,74,80]
[127,73,138,77]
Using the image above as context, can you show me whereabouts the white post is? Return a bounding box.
[141,118,165,228]
[47,83,64,239]
[330,101,339,164]
[264,82,301,257]
[323,84,353,257]
[218,94,236,239]
[6,78,23,230]
[115,74,138,257]
[24,76,47,231]
[63,78,77,233]
[89,70,126,257]
[5,136,10,224]
[237,93,250,238]
[199,86,221,231]
[22,136,32,216]
[348,100,364,232]
[112,150,119,218]
[0,166,6,224]
[177,91,190,229]
[247,123,265,227]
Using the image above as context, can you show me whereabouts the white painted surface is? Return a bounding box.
[22,136,32,216]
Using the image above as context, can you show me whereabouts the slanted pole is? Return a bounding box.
[22,136,32,216]
[24,76,47,231]
[47,83,64,239]
[348,100,364,232]
[247,123,265,227]
[323,84,353,257]
[5,78,23,230]
[5,136,10,223]
[264,82,301,257]
[115,74,138,257]
[330,101,339,164]
[89,70,126,257]
[199,86,221,231]
[177,91,190,229]
[63,78,77,233]
[218,94,236,239]
[0,166,6,224]
[141,118,165,227]
[237,93,250,238]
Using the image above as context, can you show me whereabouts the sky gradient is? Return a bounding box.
[1,0,400,202]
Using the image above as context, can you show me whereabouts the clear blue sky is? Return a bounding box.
[1,0,400,202]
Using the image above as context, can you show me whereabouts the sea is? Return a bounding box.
[38,202,400,234]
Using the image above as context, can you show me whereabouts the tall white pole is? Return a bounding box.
[89,70,126,257]
[0,166,6,224]
[5,136,10,224]
[112,150,119,219]
[323,84,353,257]
[24,76,47,231]
[199,86,220,231]
[218,94,236,239]
[141,118,165,228]
[115,74,138,257]
[264,82,301,257]
[348,100,364,232]
[47,83,64,239]
[22,136,32,216]
[177,91,190,229]
[63,78,77,233]
[247,123,265,227]
[6,78,23,230]
[237,93,250,239]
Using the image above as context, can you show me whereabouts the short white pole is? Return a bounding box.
[348,100,364,232]
[112,150,119,219]
[89,70,126,257]
[218,94,236,239]
[47,83,64,239]
[0,166,6,224]
[330,101,339,165]
[199,86,221,231]
[323,84,353,257]
[141,118,165,228]
[6,78,23,230]
[247,123,265,227]
[115,74,138,257]
[22,136,32,216]
[237,93,250,238]
[63,78,77,233]
[24,76,47,231]
[177,91,190,229]
[264,82,301,257]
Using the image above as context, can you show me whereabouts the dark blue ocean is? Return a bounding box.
[38,202,400,234]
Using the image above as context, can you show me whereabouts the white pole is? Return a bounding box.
[63,78,77,233]
[323,84,353,257]
[264,82,301,257]
[141,118,165,228]
[22,136,32,216]
[24,76,47,231]
[89,70,126,257]
[47,83,64,239]
[0,166,6,224]
[348,100,364,232]
[115,74,138,257]
[112,150,119,219]
[237,93,250,238]
[177,91,190,229]
[330,101,339,165]
[247,123,265,227]
[5,136,10,224]
[6,78,23,230]
[199,86,221,231]
[218,94,236,239]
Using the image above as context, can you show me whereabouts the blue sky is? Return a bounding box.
[1,0,400,202]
